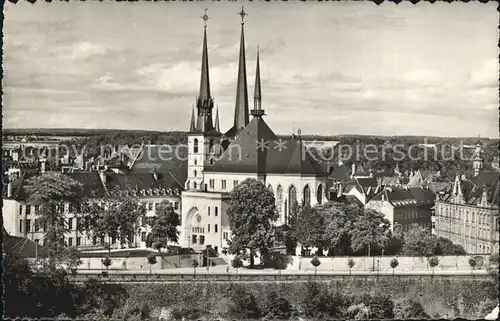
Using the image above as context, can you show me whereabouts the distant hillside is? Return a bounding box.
[2,128,177,137]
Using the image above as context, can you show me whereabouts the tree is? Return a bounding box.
[85,186,146,252]
[428,256,439,275]
[347,258,355,276]
[231,256,244,274]
[390,258,399,276]
[393,298,430,319]
[323,202,362,256]
[192,259,199,277]
[101,256,112,273]
[227,178,278,268]
[349,208,391,257]
[147,201,181,253]
[24,172,84,271]
[311,256,321,277]
[147,254,157,275]
[468,257,477,275]
[400,224,436,258]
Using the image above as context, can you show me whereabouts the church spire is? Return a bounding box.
[251,46,264,117]
[233,6,249,130]
[190,106,196,132]
[215,106,220,132]
[195,9,215,132]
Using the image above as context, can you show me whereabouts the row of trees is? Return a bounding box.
[226,178,465,269]
[22,171,181,273]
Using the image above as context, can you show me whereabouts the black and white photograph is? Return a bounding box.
[2,1,499,320]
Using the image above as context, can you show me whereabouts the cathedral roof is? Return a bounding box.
[206,117,327,176]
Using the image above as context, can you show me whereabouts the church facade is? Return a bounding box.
[180,10,330,253]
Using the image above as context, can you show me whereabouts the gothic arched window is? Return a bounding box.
[316,184,323,205]
[303,185,311,207]
[267,184,273,195]
[276,185,283,222]
[288,185,297,220]
[194,170,197,177]
[193,138,199,153]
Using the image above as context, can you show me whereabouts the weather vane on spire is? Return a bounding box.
[201,8,210,27]
[238,6,248,24]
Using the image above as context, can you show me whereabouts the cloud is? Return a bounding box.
[469,59,498,88]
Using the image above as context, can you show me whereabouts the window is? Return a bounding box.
[233,180,239,187]
[100,236,105,245]
[208,224,210,232]
[194,158,198,165]
[194,182,198,189]
[68,218,74,230]
[192,235,198,244]
[174,202,179,210]
[276,185,283,221]
[19,205,23,215]
[19,219,23,234]
[223,232,228,240]
[215,224,218,233]
[68,237,73,247]
[148,203,153,211]
[200,235,205,245]
[222,180,226,190]
[35,239,39,244]
[288,185,297,219]
[210,159,214,165]
[34,219,40,232]
[194,170,198,177]
[302,185,311,207]
[432,222,436,229]
[215,207,218,216]
[77,237,81,246]
[26,205,31,215]
[208,207,211,216]
[34,205,39,215]
[112,236,116,244]
[209,179,215,189]
[193,138,199,153]
[141,232,146,242]
[26,219,31,233]
[93,236,97,245]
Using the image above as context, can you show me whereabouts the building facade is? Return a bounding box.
[433,140,499,254]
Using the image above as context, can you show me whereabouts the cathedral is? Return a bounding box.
[180,8,330,253]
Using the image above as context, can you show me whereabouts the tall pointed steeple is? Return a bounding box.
[215,106,220,132]
[233,6,250,129]
[194,9,215,132]
[251,47,264,117]
[190,106,196,132]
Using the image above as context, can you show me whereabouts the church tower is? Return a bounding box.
[473,136,484,176]
[224,7,250,140]
[187,9,222,191]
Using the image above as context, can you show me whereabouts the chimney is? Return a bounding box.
[381,193,385,201]
[377,177,382,189]
[461,174,466,181]
[7,182,13,198]
[369,169,374,178]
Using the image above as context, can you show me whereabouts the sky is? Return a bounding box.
[3,1,498,137]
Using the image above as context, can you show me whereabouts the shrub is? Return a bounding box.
[227,284,261,319]
[101,256,112,270]
[390,258,399,275]
[300,281,350,318]
[393,298,429,319]
[346,303,370,320]
[231,256,244,268]
[263,291,292,320]
[354,292,394,319]
[428,256,439,273]
[347,258,355,275]
[468,257,476,270]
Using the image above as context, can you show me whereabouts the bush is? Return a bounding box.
[267,253,289,270]
[300,281,350,318]
[263,291,293,319]
[231,256,244,268]
[354,292,394,319]
[227,284,261,319]
[171,306,207,320]
[393,298,429,319]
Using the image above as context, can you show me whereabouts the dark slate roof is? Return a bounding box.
[130,144,188,187]
[329,164,351,182]
[439,172,499,206]
[105,172,184,194]
[7,173,31,201]
[3,229,49,258]
[66,172,107,198]
[370,186,435,208]
[207,117,327,176]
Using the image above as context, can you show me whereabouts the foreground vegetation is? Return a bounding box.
[5,249,497,320]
